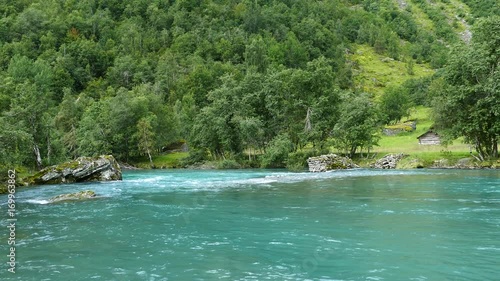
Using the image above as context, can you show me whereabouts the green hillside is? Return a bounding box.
[351,44,434,96]
[0,0,498,171]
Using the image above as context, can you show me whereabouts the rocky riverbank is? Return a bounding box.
[307,152,499,171]
[370,153,409,169]
[307,154,359,172]
[24,155,122,186]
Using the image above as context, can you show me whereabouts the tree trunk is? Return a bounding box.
[33,144,42,170]
[492,138,498,159]
[47,134,51,165]
[147,147,153,167]
[304,107,312,132]
[475,137,485,161]
[127,137,131,162]
[349,145,357,159]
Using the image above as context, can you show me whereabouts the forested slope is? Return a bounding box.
[0,0,496,169]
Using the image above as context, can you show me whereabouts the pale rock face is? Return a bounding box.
[27,155,122,186]
[371,153,407,169]
[307,154,359,172]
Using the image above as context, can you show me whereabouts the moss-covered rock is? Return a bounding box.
[371,153,408,169]
[307,154,359,172]
[454,157,477,169]
[48,190,97,203]
[382,121,416,136]
[25,155,122,186]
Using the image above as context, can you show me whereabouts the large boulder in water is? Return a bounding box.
[48,190,97,203]
[307,154,359,172]
[27,155,122,185]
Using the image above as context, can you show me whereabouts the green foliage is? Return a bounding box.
[179,149,209,167]
[332,93,382,157]
[76,84,179,161]
[1,55,57,168]
[190,74,244,159]
[134,115,156,166]
[217,159,242,169]
[260,134,294,168]
[433,17,500,160]
[134,152,189,169]
[285,151,309,171]
[0,117,32,166]
[0,0,479,169]
[399,76,433,106]
[460,0,500,18]
[351,44,435,97]
[380,86,412,124]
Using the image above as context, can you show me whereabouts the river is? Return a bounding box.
[1,169,499,280]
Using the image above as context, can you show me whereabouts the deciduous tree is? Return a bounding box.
[332,93,382,157]
[433,16,500,160]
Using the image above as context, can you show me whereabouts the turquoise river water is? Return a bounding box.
[1,169,500,281]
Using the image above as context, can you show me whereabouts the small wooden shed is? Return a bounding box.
[417,130,441,145]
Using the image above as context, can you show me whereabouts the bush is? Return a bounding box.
[237,158,261,168]
[0,168,7,194]
[380,86,412,124]
[286,152,309,171]
[217,159,241,169]
[179,149,209,167]
[260,134,293,168]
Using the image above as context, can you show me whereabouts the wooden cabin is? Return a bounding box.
[417,130,441,145]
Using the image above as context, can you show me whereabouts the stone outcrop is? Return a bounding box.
[307,154,359,172]
[371,153,408,169]
[382,121,416,136]
[48,190,97,203]
[26,155,122,185]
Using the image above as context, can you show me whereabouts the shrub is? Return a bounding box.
[217,159,241,169]
[179,149,208,167]
[260,134,293,168]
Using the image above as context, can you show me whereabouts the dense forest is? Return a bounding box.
[0,0,498,170]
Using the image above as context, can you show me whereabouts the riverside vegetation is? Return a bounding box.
[0,0,498,179]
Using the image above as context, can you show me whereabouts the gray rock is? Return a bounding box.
[307,154,359,172]
[371,153,408,169]
[456,157,473,168]
[41,171,61,182]
[431,159,450,168]
[382,121,416,136]
[27,155,122,185]
[48,190,97,203]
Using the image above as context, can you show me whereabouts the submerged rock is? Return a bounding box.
[48,190,97,203]
[27,155,122,185]
[371,153,408,169]
[307,154,359,172]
